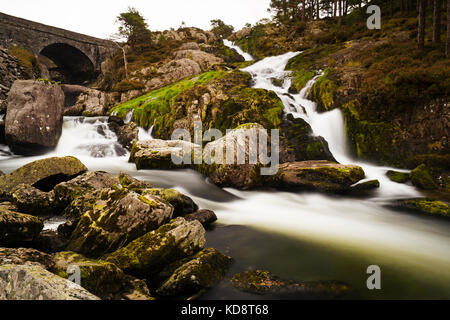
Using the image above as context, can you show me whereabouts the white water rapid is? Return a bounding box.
[223,39,254,61]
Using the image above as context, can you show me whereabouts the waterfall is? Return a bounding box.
[223,39,254,61]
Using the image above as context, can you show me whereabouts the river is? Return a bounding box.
[0,43,449,299]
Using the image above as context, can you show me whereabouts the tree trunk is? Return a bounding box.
[432,0,442,43]
[317,0,320,19]
[302,0,306,21]
[338,0,342,26]
[334,0,337,17]
[418,0,426,49]
[446,0,450,57]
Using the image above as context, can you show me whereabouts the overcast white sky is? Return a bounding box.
[1,0,272,39]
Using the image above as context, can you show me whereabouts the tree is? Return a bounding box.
[210,19,235,39]
[447,0,450,57]
[432,0,442,44]
[116,7,152,51]
[418,0,426,50]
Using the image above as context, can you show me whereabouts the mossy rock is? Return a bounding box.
[0,204,43,245]
[0,157,87,199]
[394,198,450,218]
[0,247,54,270]
[230,270,351,298]
[106,217,206,279]
[51,251,154,300]
[11,184,56,215]
[386,170,410,184]
[156,248,232,297]
[410,164,438,190]
[142,188,198,217]
[350,179,380,191]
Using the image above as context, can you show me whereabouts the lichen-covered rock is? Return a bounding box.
[73,88,118,117]
[142,188,198,217]
[156,248,232,297]
[108,118,139,150]
[51,251,153,300]
[5,80,65,155]
[230,270,351,299]
[0,205,43,245]
[0,264,99,300]
[269,161,365,193]
[66,187,174,258]
[393,198,450,218]
[106,217,206,279]
[410,164,438,190]
[53,171,119,209]
[117,172,152,192]
[0,247,54,269]
[0,156,87,200]
[173,50,223,72]
[184,210,217,226]
[129,139,196,170]
[386,170,410,183]
[11,184,55,215]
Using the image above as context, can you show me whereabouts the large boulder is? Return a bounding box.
[0,204,43,245]
[11,184,55,215]
[51,251,153,300]
[0,247,55,270]
[5,80,64,155]
[173,50,223,72]
[0,264,99,300]
[391,198,450,218]
[156,59,202,86]
[106,217,206,279]
[108,117,139,150]
[0,156,87,200]
[66,187,174,258]
[156,248,232,297]
[142,188,198,217]
[410,164,438,190]
[268,161,365,193]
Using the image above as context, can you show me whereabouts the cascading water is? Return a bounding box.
[0,45,449,299]
[223,39,254,61]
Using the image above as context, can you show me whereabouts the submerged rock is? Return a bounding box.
[51,251,153,300]
[269,160,365,193]
[0,204,43,245]
[230,270,351,299]
[0,264,99,300]
[410,164,438,190]
[5,80,65,155]
[386,170,410,183]
[0,247,55,270]
[392,198,450,218]
[106,217,206,279]
[0,156,87,199]
[156,248,232,297]
[66,187,174,258]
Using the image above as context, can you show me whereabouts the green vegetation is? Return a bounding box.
[8,45,39,77]
[410,164,439,190]
[115,7,153,52]
[210,19,234,39]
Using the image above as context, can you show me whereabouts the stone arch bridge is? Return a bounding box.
[0,12,117,84]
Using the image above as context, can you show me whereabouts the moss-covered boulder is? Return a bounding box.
[106,217,206,279]
[51,251,154,300]
[350,179,380,192]
[53,171,119,209]
[66,187,174,258]
[11,184,56,215]
[268,160,365,193]
[393,198,450,218]
[0,247,54,270]
[184,209,217,226]
[0,264,100,300]
[156,248,232,297]
[118,172,152,192]
[142,188,198,217]
[129,140,196,170]
[0,156,87,200]
[386,170,410,183]
[410,164,439,190]
[0,204,43,245]
[230,270,351,298]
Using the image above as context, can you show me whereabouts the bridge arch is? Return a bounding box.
[39,43,97,85]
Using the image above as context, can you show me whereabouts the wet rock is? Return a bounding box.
[142,188,198,217]
[410,164,438,190]
[0,247,55,269]
[269,160,365,193]
[106,217,206,279]
[66,187,174,258]
[230,270,351,299]
[156,248,232,297]
[350,179,380,191]
[391,198,450,218]
[57,219,78,239]
[5,80,64,155]
[108,120,139,150]
[0,156,87,199]
[0,264,100,300]
[0,204,43,245]
[129,139,196,170]
[74,88,118,117]
[53,171,119,209]
[184,209,217,226]
[31,230,70,254]
[117,172,152,192]
[51,251,154,300]
[386,170,410,183]
[11,184,56,215]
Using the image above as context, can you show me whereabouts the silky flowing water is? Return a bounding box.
[0,44,449,299]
